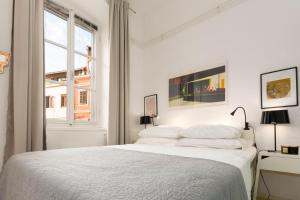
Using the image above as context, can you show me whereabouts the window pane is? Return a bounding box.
[74,53,89,70]
[74,53,94,122]
[75,25,93,55]
[45,42,68,121]
[44,10,67,46]
[45,42,67,73]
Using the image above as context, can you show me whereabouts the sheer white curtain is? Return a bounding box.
[4,0,46,163]
[107,0,130,145]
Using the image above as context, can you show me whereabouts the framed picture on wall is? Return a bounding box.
[144,94,158,117]
[169,65,226,108]
[261,67,298,109]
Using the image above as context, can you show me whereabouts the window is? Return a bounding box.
[46,96,54,108]
[44,1,97,124]
[79,90,88,105]
[61,94,67,107]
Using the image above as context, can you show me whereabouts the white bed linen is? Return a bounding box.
[113,144,257,199]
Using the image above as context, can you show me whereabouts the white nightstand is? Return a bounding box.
[253,150,300,199]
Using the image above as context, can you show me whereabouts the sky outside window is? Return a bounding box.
[45,11,93,74]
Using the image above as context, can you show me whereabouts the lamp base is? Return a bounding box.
[244,122,250,130]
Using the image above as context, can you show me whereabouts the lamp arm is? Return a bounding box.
[241,107,247,124]
[234,106,247,124]
[234,106,249,130]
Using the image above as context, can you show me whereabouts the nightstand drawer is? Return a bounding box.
[260,156,300,174]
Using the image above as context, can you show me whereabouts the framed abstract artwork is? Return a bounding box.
[144,94,158,117]
[169,65,226,107]
[261,67,298,109]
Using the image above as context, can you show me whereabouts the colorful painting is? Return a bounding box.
[144,94,158,117]
[169,65,226,107]
[261,67,298,109]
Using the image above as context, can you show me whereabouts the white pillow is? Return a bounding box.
[135,138,178,145]
[182,125,242,139]
[175,138,243,149]
[138,126,183,139]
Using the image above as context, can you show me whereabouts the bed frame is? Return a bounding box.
[241,127,257,200]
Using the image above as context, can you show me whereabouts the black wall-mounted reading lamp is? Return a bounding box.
[230,106,250,130]
[140,116,151,129]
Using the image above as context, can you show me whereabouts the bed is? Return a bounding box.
[0,128,256,200]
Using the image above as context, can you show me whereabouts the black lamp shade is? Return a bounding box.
[261,110,290,124]
[140,116,151,125]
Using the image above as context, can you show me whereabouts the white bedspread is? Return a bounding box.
[113,144,257,199]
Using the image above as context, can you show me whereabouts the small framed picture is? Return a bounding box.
[261,67,298,109]
[144,94,158,117]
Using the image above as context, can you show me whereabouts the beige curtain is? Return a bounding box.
[108,0,130,145]
[4,0,45,162]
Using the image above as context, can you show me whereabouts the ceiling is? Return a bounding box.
[53,0,232,26]
[128,0,171,16]
[128,0,229,17]
[53,0,236,43]
[128,0,233,43]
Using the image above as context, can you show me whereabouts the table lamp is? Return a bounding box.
[261,110,290,152]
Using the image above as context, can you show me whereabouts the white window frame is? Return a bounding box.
[44,5,97,126]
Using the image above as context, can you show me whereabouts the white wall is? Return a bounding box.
[130,0,300,199]
[129,43,145,142]
[0,0,13,169]
[47,127,107,149]
[129,8,147,142]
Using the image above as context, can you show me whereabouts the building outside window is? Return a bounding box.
[79,90,88,105]
[46,96,54,108]
[61,94,67,107]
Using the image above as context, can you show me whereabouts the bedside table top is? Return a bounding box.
[259,150,300,159]
[258,150,300,175]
